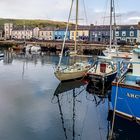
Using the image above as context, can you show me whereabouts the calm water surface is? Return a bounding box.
[0,50,139,140]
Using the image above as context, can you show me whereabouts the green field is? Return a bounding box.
[0,18,73,28]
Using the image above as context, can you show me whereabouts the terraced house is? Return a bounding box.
[89,25,110,43]
[54,28,70,40]
[11,26,33,40]
[114,25,140,44]
[70,26,89,41]
[3,22,140,44]
[39,27,54,40]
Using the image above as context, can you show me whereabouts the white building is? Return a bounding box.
[4,23,13,39]
[0,30,3,40]
[33,27,40,39]
[39,27,54,40]
[11,27,33,40]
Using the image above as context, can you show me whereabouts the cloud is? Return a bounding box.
[0,0,140,25]
[0,0,71,20]
[120,11,140,24]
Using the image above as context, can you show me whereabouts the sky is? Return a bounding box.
[1,0,140,25]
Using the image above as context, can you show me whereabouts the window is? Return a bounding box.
[115,31,119,36]
[130,31,134,37]
[58,32,61,35]
[122,31,126,36]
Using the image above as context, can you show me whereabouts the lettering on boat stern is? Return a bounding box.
[127,93,140,99]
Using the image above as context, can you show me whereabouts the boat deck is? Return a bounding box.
[124,73,140,87]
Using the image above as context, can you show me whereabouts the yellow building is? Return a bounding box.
[70,26,90,41]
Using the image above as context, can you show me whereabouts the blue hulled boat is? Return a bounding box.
[111,46,140,122]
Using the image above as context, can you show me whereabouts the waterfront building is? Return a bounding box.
[70,26,89,41]
[39,27,54,40]
[0,30,3,40]
[11,26,33,40]
[114,25,139,44]
[4,23,13,40]
[33,27,40,39]
[54,28,70,40]
[0,26,4,40]
[89,25,110,43]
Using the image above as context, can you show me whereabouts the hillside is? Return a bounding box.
[0,18,74,28]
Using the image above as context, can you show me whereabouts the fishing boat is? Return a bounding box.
[54,0,91,81]
[111,46,140,122]
[103,0,132,59]
[87,56,117,83]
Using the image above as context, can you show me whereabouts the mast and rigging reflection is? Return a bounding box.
[52,80,86,140]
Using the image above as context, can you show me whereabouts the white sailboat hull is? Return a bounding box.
[54,69,88,81]
[103,50,132,59]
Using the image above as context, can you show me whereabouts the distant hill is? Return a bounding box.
[0,18,74,28]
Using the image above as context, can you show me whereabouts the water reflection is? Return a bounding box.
[0,50,60,66]
[52,80,86,140]
[86,80,111,106]
[0,49,138,139]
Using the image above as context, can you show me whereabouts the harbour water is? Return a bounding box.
[0,49,139,140]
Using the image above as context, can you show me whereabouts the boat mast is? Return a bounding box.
[74,0,79,53]
[24,21,26,45]
[109,0,113,51]
[113,0,118,54]
[57,0,74,69]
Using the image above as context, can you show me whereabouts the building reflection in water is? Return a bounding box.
[5,50,61,66]
[3,50,13,64]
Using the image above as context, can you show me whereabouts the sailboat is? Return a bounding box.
[103,0,132,59]
[54,0,91,82]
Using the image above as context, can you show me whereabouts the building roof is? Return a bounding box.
[39,27,56,31]
[69,25,90,30]
[13,26,34,31]
[90,24,140,31]
[90,25,110,31]
[116,25,139,30]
